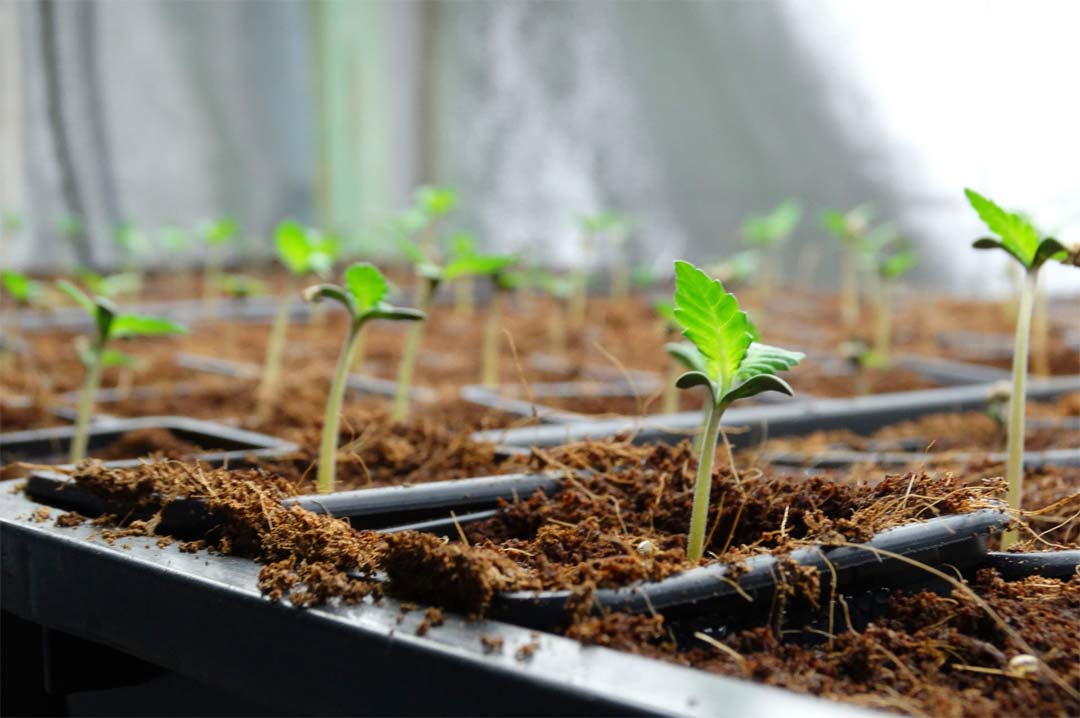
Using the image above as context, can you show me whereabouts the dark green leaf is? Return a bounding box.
[94,300,116,341]
[1032,237,1070,269]
[674,370,717,400]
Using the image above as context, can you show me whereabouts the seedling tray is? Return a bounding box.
[472,375,1080,449]
[0,483,868,717]
[981,550,1080,580]
[760,448,1080,470]
[0,416,297,469]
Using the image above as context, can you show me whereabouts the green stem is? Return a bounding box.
[350,327,367,372]
[841,247,858,326]
[687,399,723,562]
[70,343,104,463]
[663,362,680,414]
[454,277,473,320]
[316,320,363,494]
[203,248,221,305]
[481,291,501,387]
[255,295,292,423]
[548,298,567,355]
[1031,284,1049,377]
[611,244,628,300]
[1001,270,1038,549]
[392,278,432,421]
[873,281,892,362]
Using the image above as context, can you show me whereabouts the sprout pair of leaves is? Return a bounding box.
[303,264,425,330]
[76,268,142,299]
[275,221,339,277]
[111,222,147,259]
[1,270,45,307]
[391,186,460,243]
[217,274,267,299]
[199,218,239,247]
[965,189,1075,271]
[56,280,187,369]
[399,233,516,287]
[580,211,632,238]
[670,261,803,408]
[742,199,801,248]
[703,250,760,285]
[821,204,876,247]
[877,245,918,281]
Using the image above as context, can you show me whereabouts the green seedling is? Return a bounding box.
[111,222,148,274]
[55,280,186,463]
[703,250,760,286]
[413,185,458,259]
[2,270,45,308]
[669,261,803,562]
[871,243,917,363]
[302,263,424,493]
[75,268,142,299]
[255,221,339,423]
[533,270,573,356]
[839,338,876,396]
[393,237,515,418]
[448,233,479,320]
[822,204,876,326]
[198,217,238,302]
[965,188,1078,548]
[741,199,801,297]
[481,267,525,387]
[655,300,683,414]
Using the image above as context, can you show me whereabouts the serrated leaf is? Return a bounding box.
[731,343,804,388]
[672,261,750,390]
[964,188,1039,268]
[665,342,707,373]
[443,254,516,281]
[344,262,388,313]
[55,279,95,315]
[110,314,187,338]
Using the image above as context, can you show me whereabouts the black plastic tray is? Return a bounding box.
[981,550,1080,580]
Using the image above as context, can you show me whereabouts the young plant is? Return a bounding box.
[839,338,874,396]
[111,222,148,277]
[669,261,803,562]
[75,268,142,299]
[413,185,458,260]
[255,221,338,422]
[871,243,917,362]
[533,271,574,355]
[822,204,875,326]
[448,233,479,320]
[55,280,187,463]
[2,270,45,308]
[302,263,424,493]
[655,300,683,414]
[965,188,1078,548]
[480,265,524,387]
[741,199,801,297]
[392,238,514,418]
[198,217,238,302]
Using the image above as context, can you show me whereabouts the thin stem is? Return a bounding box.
[454,277,473,320]
[202,248,221,305]
[873,279,892,362]
[481,291,501,387]
[316,320,363,494]
[349,327,367,372]
[1031,284,1049,377]
[611,240,629,300]
[687,399,723,562]
[548,298,567,355]
[392,277,432,421]
[841,247,858,326]
[1001,270,1038,549]
[70,342,104,463]
[663,361,680,414]
[255,294,292,424]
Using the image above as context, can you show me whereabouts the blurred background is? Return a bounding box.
[2,0,1078,294]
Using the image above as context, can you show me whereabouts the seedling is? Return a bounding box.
[413,185,458,259]
[741,199,801,297]
[655,300,683,413]
[965,188,1078,548]
[198,217,238,302]
[533,271,574,356]
[839,338,875,396]
[704,250,760,286]
[822,204,875,326]
[75,268,142,299]
[2,270,45,308]
[669,261,803,561]
[255,221,339,422]
[481,266,524,387]
[871,243,917,362]
[111,222,148,276]
[393,238,514,418]
[55,280,186,463]
[302,263,424,493]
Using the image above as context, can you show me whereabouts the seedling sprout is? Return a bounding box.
[871,242,917,363]
[199,217,239,302]
[964,188,1078,547]
[741,199,801,297]
[822,204,875,326]
[55,280,187,463]
[669,261,803,561]
[302,263,424,493]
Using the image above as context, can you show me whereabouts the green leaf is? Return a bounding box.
[655,300,678,328]
[964,188,1039,268]
[674,370,716,396]
[671,260,751,390]
[1,270,39,304]
[664,342,707,373]
[730,343,804,389]
[275,221,311,274]
[443,254,516,281]
[100,348,139,369]
[344,262,388,313]
[55,279,95,315]
[200,217,238,246]
[302,283,354,314]
[367,306,426,323]
[109,314,187,339]
[415,185,458,218]
[449,233,477,259]
[93,300,116,341]
[879,247,918,280]
[1032,237,1070,269]
[722,374,794,404]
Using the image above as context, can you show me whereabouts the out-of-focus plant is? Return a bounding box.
[669,261,803,561]
[822,204,876,326]
[198,217,238,302]
[741,199,801,297]
[75,268,142,300]
[2,270,45,308]
[480,266,525,387]
[302,263,424,493]
[964,188,1078,548]
[704,250,760,286]
[870,242,917,363]
[55,280,187,462]
[532,270,573,356]
[255,221,339,423]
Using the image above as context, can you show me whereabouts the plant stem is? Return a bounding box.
[873,280,892,362]
[481,291,501,387]
[316,321,362,494]
[548,298,567,355]
[841,247,859,326]
[663,361,680,414]
[350,328,366,372]
[70,343,104,463]
[1031,285,1049,377]
[392,278,432,421]
[611,244,629,300]
[687,399,723,562]
[203,248,221,305]
[1001,269,1038,549]
[255,295,292,424]
[454,277,473,320]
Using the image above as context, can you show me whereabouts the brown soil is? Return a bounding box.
[567,570,1080,718]
[1,400,67,432]
[89,428,209,462]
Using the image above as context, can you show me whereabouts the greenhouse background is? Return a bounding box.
[3,0,1079,293]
